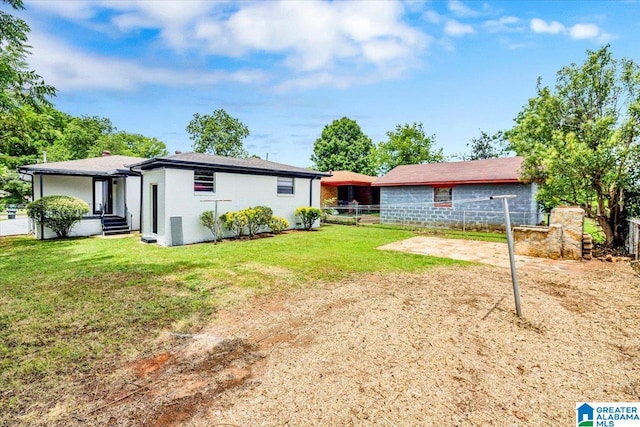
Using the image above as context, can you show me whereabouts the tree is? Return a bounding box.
[311,117,376,175]
[87,132,168,158]
[186,109,249,157]
[463,130,510,160]
[375,122,444,174]
[507,45,640,246]
[0,0,56,112]
[0,166,30,204]
[59,116,114,160]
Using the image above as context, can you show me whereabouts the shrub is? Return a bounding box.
[295,206,322,230]
[254,205,273,229]
[242,206,273,237]
[199,210,221,240]
[269,216,289,234]
[219,211,248,238]
[26,195,89,238]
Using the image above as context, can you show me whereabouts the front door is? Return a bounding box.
[151,184,158,234]
[93,178,113,214]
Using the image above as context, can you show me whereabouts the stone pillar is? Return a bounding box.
[549,206,585,260]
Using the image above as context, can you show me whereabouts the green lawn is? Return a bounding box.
[0,224,486,422]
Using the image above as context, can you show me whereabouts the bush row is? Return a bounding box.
[200,205,290,239]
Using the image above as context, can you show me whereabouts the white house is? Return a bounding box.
[129,152,329,246]
[18,154,144,239]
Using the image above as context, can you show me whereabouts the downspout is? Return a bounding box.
[309,177,313,206]
[39,172,44,240]
[139,172,144,233]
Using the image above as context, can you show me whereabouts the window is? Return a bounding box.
[434,187,452,207]
[194,170,214,193]
[277,177,294,195]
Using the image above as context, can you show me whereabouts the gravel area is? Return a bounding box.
[72,261,640,427]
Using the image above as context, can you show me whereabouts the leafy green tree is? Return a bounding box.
[186,109,249,157]
[87,132,168,158]
[311,117,376,175]
[26,195,89,238]
[507,45,640,246]
[0,0,56,112]
[375,122,444,174]
[462,130,510,160]
[0,106,68,167]
[0,166,29,204]
[53,116,114,161]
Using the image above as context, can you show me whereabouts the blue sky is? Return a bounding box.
[19,0,640,168]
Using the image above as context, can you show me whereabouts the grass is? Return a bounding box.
[1,224,493,422]
[584,217,606,244]
[367,223,508,243]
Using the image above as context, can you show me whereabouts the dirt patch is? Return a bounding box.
[23,261,640,426]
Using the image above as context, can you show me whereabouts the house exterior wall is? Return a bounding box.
[31,173,141,239]
[321,185,338,205]
[125,176,141,230]
[32,174,102,239]
[142,168,322,246]
[380,183,540,228]
[140,168,167,242]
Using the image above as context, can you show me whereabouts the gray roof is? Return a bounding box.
[19,155,146,176]
[130,152,330,178]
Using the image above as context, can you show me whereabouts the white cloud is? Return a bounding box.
[530,18,613,42]
[27,0,96,20]
[569,23,600,39]
[195,1,430,73]
[444,20,475,37]
[484,16,522,33]
[27,31,267,92]
[27,0,431,91]
[447,0,479,17]
[423,10,444,24]
[530,18,565,34]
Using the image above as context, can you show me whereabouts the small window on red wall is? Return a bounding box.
[434,187,452,207]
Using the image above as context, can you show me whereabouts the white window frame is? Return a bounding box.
[194,170,215,194]
[434,187,452,207]
[277,176,295,195]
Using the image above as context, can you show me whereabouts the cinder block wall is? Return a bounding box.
[380,183,540,227]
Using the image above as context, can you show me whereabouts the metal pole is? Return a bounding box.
[214,200,219,244]
[463,210,466,234]
[491,195,522,317]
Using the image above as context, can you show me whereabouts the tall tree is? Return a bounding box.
[48,116,113,161]
[186,109,249,157]
[0,0,56,112]
[463,130,510,160]
[311,117,376,175]
[375,122,444,174]
[507,45,640,246]
[87,132,168,158]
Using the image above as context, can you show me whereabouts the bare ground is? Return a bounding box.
[25,262,640,426]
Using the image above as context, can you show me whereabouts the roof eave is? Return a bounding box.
[372,178,524,187]
[321,180,374,187]
[135,158,329,178]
